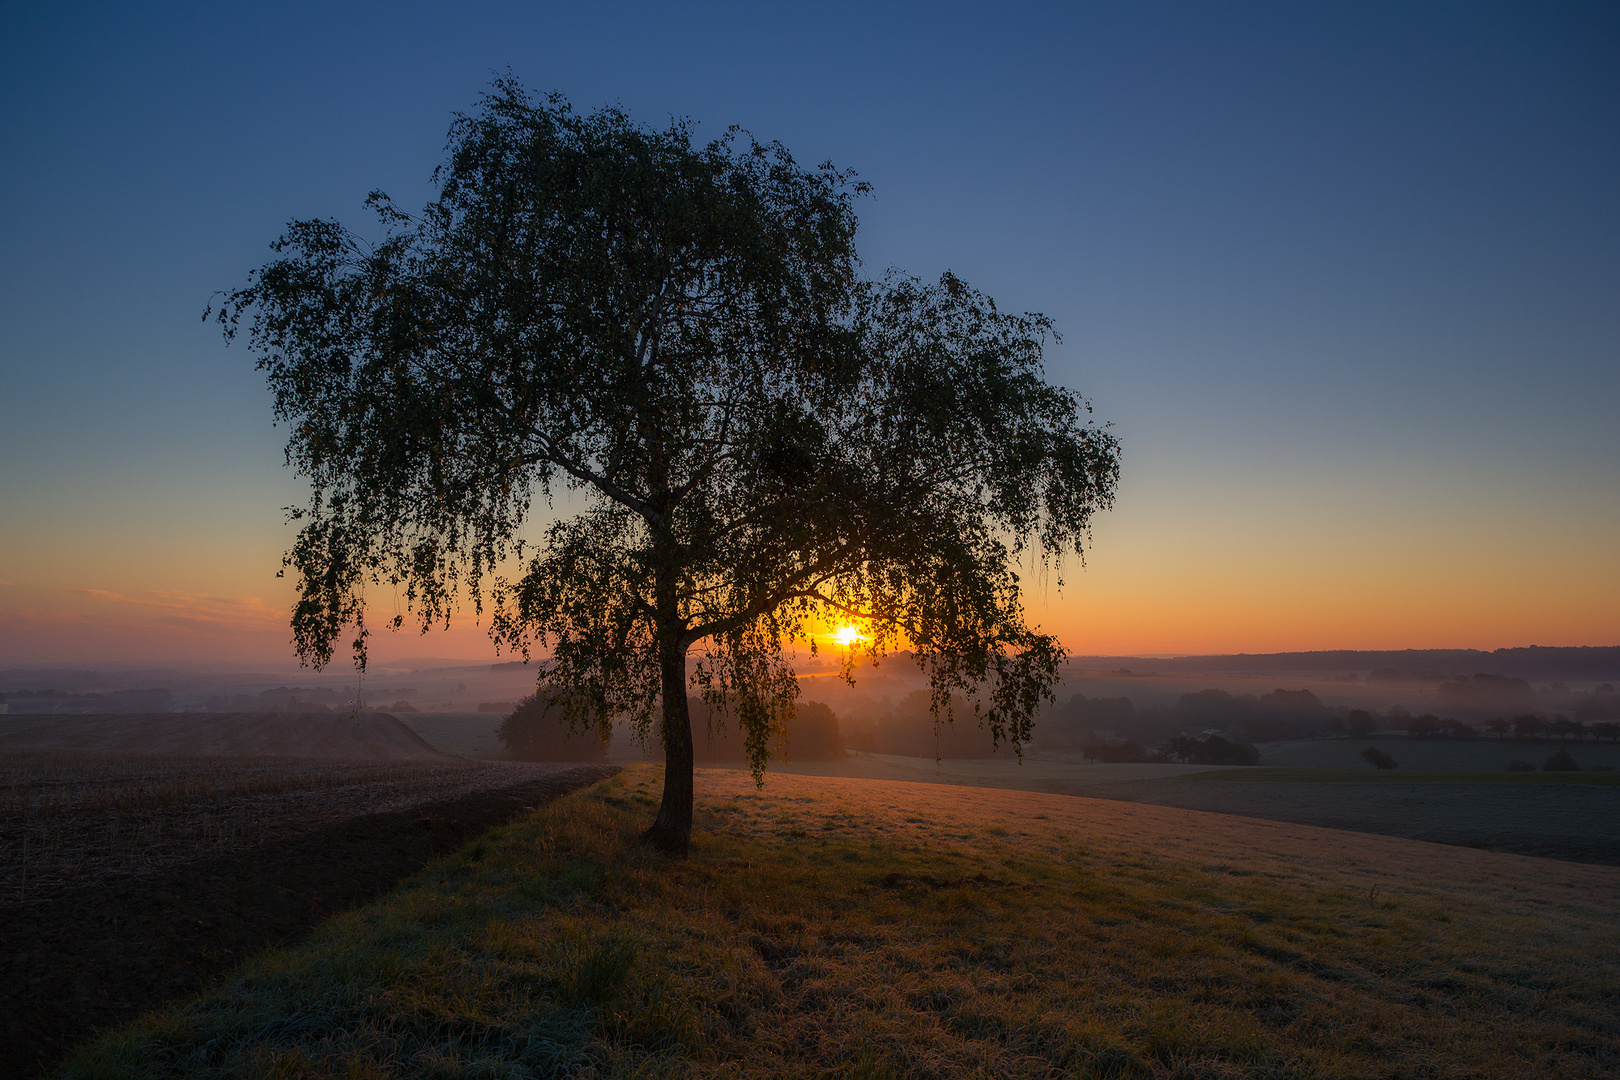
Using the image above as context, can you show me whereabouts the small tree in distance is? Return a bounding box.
[1543,748,1579,772]
[499,694,609,762]
[1347,710,1378,739]
[1361,746,1398,770]
[215,80,1120,853]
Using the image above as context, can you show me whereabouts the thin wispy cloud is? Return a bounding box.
[65,588,286,631]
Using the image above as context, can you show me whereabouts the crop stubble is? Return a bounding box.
[0,750,617,1078]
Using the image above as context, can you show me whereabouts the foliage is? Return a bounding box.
[690,697,843,762]
[214,79,1120,851]
[1544,748,1580,772]
[842,689,1021,759]
[1360,746,1398,770]
[63,766,1620,1079]
[1159,733,1260,766]
[1437,673,1535,715]
[1405,714,1475,739]
[1037,692,1139,750]
[497,693,609,762]
[1041,687,1333,750]
[1504,759,1536,772]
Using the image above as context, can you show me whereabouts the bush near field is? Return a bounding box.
[691,697,843,763]
[497,695,609,763]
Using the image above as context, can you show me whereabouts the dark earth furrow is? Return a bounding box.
[0,764,617,1079]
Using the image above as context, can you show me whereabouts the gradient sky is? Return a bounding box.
[1,1,1616,666]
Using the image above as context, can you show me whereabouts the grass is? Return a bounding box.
[63,764,1620,1079]
[1185,767,1620,785]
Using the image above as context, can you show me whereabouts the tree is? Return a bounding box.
[1550,715,1583,742]
[498,693,609,762]
[1543,747,1579,772]
[1406,714,1439,738]
[1360,746,1397,770]
[1160,733,1259,766]
[1512,714,1547,740]
[214,81,1120,854]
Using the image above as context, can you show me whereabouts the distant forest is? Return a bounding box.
[1046,681,1620,763]
[670,680,1620,764]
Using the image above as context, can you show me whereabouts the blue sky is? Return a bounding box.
[1,1,1616,663]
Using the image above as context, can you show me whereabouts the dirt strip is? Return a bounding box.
[0,764,617,1080]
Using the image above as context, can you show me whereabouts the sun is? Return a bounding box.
[833,624,864,647]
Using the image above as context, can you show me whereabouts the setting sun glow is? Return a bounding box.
[833,625,864,647]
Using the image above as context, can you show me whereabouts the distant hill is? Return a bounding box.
[1068,646,1620,682]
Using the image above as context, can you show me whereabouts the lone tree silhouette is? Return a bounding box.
[215,81,1119,853]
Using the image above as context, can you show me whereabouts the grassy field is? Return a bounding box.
[64,765,1620,1079]
[1186,767,1620,786]
[1251,737,1620,773]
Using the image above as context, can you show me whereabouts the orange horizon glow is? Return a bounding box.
[2,579,1616,668]
[3,506,1616,667]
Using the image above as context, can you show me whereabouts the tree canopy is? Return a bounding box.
[216,80,1120,852]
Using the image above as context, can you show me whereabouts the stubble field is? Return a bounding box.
[0,744,615,1079]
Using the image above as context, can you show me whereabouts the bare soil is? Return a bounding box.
[0,710,454,760]
[0,759,616,1079]
[0,751,582,903]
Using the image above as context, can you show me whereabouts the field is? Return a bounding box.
[1253,736,1620,773]
[0,738,615,1078]
[0,748,561,902]
[709,745,1620,866]
[1192,768,1620,785]
[394,712,512,760]
[369,706,1620,867]
[0,711,454,761]
[66,764,1620,1079]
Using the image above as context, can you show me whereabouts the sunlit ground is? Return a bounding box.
[65,765,1620,1078]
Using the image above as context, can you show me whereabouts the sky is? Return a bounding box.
[1,1,1616,667]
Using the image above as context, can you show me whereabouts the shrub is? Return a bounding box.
[1157,734,1260,766]
[497,694,609,762]
[1360,746,1398,770]
[785,701,844,761]
[1543,748,1579,772]
[1504,759,1536,772]
[1081,739,1152,763]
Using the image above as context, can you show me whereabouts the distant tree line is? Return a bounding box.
[493,677,1620,765]
[1043,686,1328,752]
[688,697,845,763]
[3,688,173,713]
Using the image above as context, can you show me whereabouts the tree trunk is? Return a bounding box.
[644,633,694,855]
